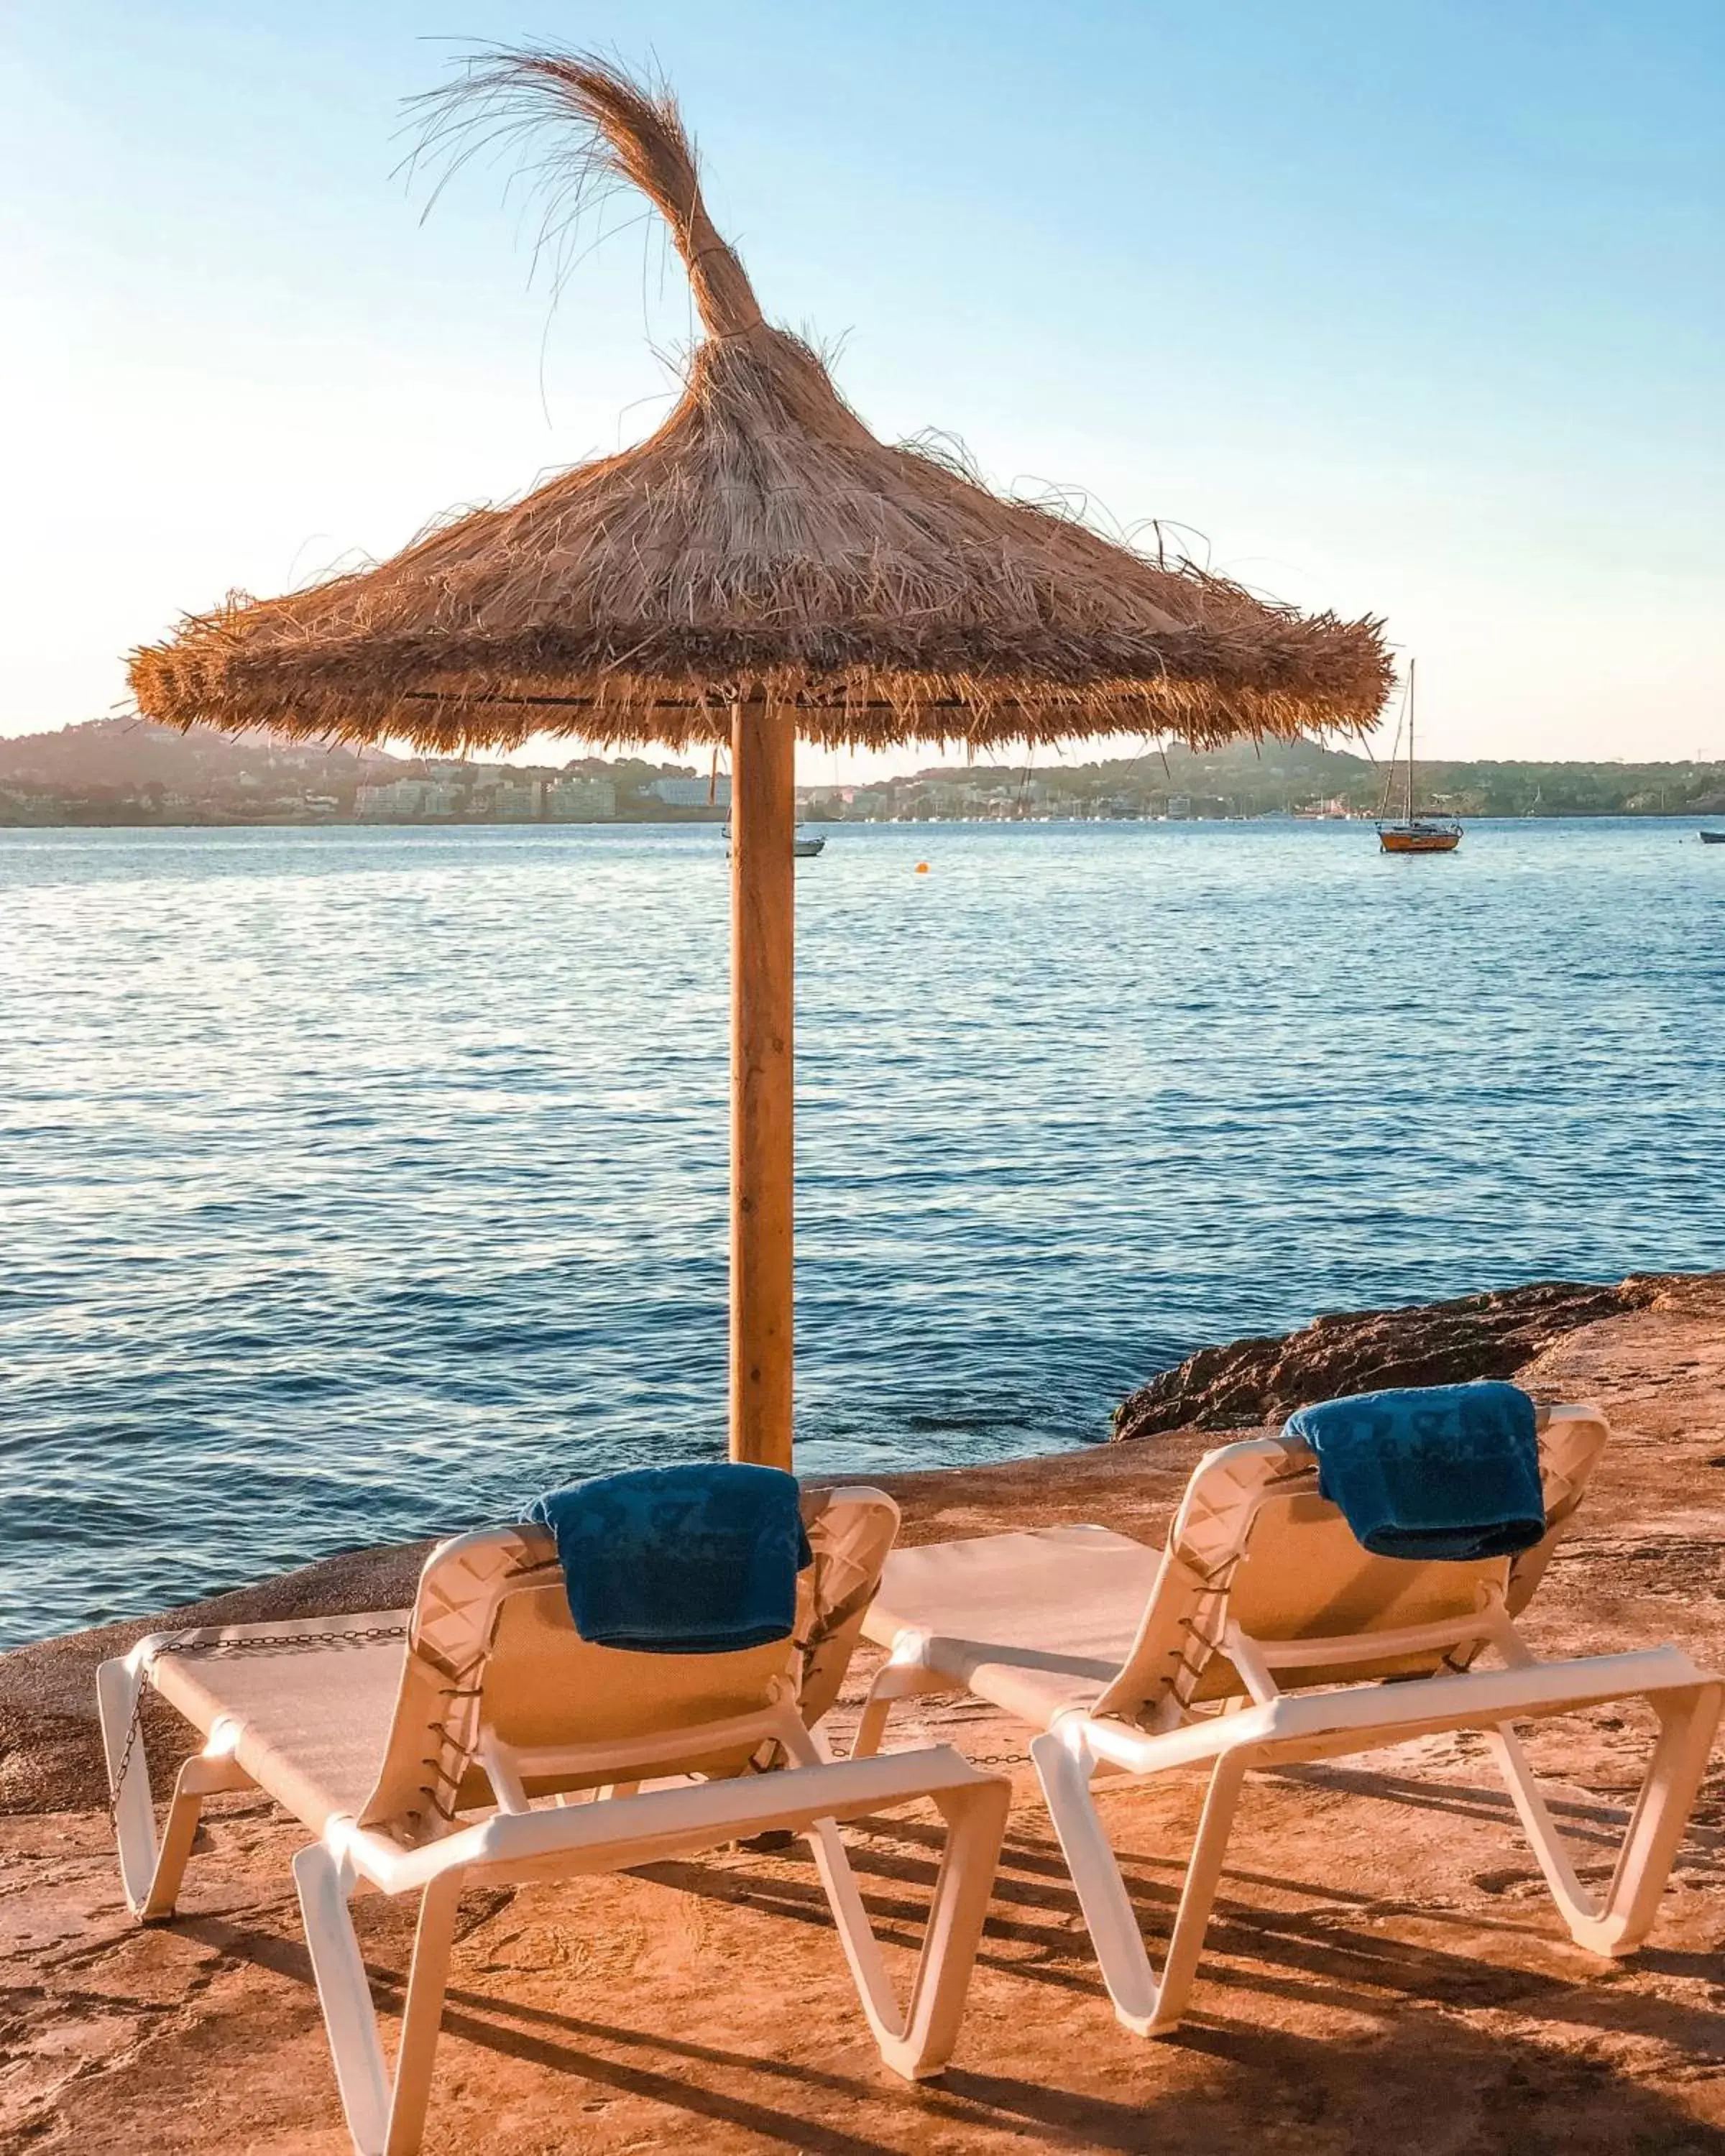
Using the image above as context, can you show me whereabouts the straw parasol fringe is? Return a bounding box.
[127,50,1393,749]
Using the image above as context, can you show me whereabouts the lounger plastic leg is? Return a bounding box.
[387,1872,465,2156]
[100,1657,162,1917]
[142,1762,211,1922]
[1487,1678,1724,1955]
[98,1655,253,1921]
[778,1721,1008,2077]
[1031,1722,1244,2037]
[852,1653,955,1761]
[294,1843,465,2156]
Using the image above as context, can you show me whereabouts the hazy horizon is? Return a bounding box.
[6,1,1721,777]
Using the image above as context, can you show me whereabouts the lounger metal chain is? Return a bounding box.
[106,1623,410,1833]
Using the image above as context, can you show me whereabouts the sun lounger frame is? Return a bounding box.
[98,1492,1010,2156]
[854,1407,1723,2037]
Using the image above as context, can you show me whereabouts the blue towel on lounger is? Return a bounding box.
[523,1462,811,1654]
[1284,1381,1545,1562]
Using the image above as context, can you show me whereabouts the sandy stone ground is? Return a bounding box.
[3,1277,1722,2154]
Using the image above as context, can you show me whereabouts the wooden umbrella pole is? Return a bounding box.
[729,694,796,1468]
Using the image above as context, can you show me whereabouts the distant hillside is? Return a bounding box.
[0,719,708,826]
[0,717,387,820]
[1075,741,1725,818]
[1,717,1721,824]
[874,740,1725,820]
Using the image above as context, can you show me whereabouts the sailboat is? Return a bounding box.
[1377,660,1461,854]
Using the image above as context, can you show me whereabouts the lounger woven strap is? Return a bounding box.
[793,1488,901,1727]
[1092,1435,1314,1727]
[369,1526,561,1835]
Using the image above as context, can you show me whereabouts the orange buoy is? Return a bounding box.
[915,861,930,874]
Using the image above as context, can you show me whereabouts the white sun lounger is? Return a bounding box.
[98,1486,1009,2156]
[854,1406,1722,2036]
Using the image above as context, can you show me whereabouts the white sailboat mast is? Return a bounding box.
[1406,657,1417,821]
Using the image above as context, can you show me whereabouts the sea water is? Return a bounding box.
[3,818,1720,1645]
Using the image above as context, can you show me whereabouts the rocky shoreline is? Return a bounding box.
[1112,1274,1690,1439]
[3,1269,1723,2154]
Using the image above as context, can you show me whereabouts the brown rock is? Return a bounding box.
[1111,1273,1698,1440]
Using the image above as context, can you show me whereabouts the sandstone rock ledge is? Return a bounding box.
[3,1274,1723,2155]
[1112,1273,1698,1439]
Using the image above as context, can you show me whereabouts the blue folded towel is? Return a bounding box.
[1284,1381,1545,1562]
[523,1462,811,1654]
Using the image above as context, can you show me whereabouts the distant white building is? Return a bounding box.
[651,775,730,809]
[492,778,543,820]
[546,778,617,821]
[356,779,428,818]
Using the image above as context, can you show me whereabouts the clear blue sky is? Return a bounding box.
[5,0,1721,767]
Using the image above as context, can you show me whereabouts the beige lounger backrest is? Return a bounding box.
[360,1483,898,1837]
[1092,1404,1608,1728]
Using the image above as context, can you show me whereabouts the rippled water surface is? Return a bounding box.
[4,819,1720,1644]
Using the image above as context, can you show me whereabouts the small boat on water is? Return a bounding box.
[723,826,826,857]
[1377,660,1460,854]
[1701,831,1725,846]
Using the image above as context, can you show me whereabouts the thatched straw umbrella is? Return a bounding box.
[130,51,1393,1473]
